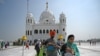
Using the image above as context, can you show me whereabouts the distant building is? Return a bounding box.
[87,38,100,42]
[25,2,66,41]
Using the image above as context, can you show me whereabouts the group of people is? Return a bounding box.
[89,41,96,45]
[0,41,9,50]
[34,30,80,56]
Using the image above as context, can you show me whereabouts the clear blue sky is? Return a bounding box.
[0,0,100,41]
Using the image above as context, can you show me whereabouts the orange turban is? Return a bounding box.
[49,30,56,37]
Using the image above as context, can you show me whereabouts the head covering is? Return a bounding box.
[49,30,56,37]
[58,34,63,40]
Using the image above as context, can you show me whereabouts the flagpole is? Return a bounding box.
[27,0,29,14]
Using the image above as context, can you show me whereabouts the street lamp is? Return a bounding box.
[21,35,27,56]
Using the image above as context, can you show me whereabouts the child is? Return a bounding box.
[64,47,74,56]
[61,44,74,56]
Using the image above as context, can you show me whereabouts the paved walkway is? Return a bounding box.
[0,45,100,56]
[0,46,36,56]
[77,42,100,56]
[79,47,100,56]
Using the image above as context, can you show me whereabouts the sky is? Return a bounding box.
[0,0,100,41]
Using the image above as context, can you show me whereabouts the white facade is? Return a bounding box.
[26,2,66,41]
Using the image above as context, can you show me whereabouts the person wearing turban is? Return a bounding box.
[45,30,59,56]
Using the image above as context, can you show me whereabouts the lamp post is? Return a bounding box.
[21,35,27,56]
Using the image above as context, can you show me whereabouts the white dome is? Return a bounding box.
[39,10,55,24]
[27,13,33,17]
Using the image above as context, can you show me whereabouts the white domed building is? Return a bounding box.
[26,2,66,41]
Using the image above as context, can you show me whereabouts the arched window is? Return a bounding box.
[57,30,59,34]
[63,28,65,31]
[30,30,32,35]
[34,29,38,34]
[39,30,42,34]
[46,30,49,34]
[28,30,29,35]
[28,19,29,23]
[46,20,48,22]
[43,29,45,34]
